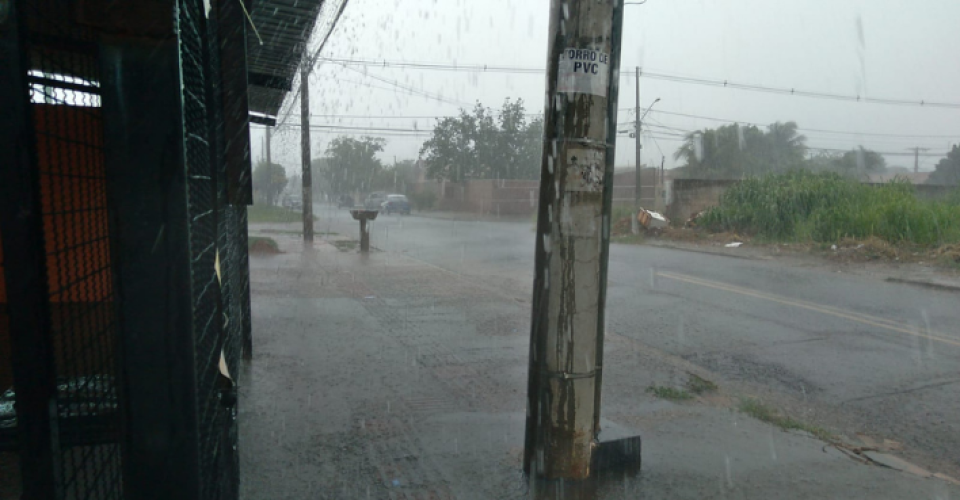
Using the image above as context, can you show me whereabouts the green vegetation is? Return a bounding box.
[738,398,833,441]
[318,136,386,195]
[252,161,288,205]
[646,386,694,401]
[646,374,718,402]
[420,98,543,181]
[699,171,960,246]
[612,205,635,222]
[247,204,309,223]
[685,373,718,395]
[332,240,359,252]
[927,144,960,186]
[611,234,645,245]
[673,121,887,181]
[256,229,338,237]
[248,236,279,253]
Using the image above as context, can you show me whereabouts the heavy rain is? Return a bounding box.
[2,1,960,499]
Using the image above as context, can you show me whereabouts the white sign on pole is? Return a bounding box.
[557,48,610,97]
[565,149,604,192]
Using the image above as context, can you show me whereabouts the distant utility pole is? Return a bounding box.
[265,124,272,165]
[634,67,641,207]
[525,0,631,486]
[908,147,930,173]
[300,52,314,242]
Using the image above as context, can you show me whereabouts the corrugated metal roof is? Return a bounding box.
[247,0,327,119]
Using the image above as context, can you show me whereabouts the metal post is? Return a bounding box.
[525,0,624,481]
[100,38,203,499]
[0,3,62,496]
[360,219,370,252]
[300,57,314,242]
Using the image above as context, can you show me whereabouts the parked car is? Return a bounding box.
[282,194,302,210]
[381,194,411,215]
[337,194,354,209]
[364,191,388,209]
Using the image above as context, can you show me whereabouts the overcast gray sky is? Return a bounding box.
[254,0,960,175]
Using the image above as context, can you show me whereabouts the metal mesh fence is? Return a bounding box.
[0,237,19,499]
[13,1,124,498]
[178,0,242,497]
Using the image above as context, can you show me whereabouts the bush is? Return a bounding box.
[700,171,960,246]
[407,191,437,211]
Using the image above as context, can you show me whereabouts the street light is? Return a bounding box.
[639,97,661,125]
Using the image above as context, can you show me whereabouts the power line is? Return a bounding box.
[265,110,958,143]
[319,56,960,109]
[338,65,474,107]
[275,0,352,128]
[637,108,960,139]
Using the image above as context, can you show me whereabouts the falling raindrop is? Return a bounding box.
[725,454,733,488]
[768,430,778,460]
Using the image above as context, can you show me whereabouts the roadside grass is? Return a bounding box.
[699,171,960,248]
[248,204,313,223]
[611,233,645,245]
[257,228,338,236]
[738,397,834,442]
[332,240,359,252]
[647,373,719,402]
[646,386,693,401]
[686,373,719,395]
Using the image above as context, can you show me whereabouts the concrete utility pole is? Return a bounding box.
[300,54,314,242]
[908,147,930,174]
[525,0,627,484]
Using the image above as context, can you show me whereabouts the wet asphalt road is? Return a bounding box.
[314,205,960,471]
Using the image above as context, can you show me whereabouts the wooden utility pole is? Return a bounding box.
[635,67,641,207]
[265,124,272,165]
[525,0,625,483]
[300,54,314,242]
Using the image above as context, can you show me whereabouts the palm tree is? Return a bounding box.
[764,121,807,168]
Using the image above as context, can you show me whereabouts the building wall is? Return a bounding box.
[409,167,669,216]
[665,179,741,223]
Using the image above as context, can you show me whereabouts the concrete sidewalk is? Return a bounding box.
[239,232,960,499]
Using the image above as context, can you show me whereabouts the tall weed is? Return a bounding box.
[700,171,960,246]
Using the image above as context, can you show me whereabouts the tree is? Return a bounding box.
[759,121,807,170]
[420,98,542,181]
[252,160,287,205]
[927,145,960,186]
[672,121,892,181]
[834,146,887,180]
[674,123,768,178]
[318,136,386,194]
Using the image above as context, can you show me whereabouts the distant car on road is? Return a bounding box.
[337,194,354,209]
[364,191,388,210]
[380,194,411,215]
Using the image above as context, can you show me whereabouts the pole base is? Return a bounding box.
[593,433,642,476]
[528,430,641,499]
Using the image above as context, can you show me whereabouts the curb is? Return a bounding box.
[637,241,769,261]
[884,277,960,293]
